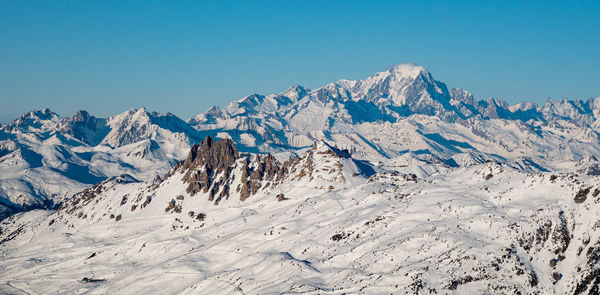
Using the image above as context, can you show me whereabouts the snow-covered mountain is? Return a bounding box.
[2,137,600,293]
[0,107,203,218]
[3,63,600,219]
[189,63,600,172]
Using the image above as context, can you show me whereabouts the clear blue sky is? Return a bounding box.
[1,0,599,123]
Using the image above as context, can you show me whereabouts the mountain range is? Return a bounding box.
[2,63,599,217]
[2,63,600,293]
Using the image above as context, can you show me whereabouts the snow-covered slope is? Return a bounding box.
[0,108,201,218]
[2,137,600,294]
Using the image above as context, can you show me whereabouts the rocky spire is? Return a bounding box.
[178,136,239,202]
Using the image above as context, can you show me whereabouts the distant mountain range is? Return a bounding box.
[1,63,599,217]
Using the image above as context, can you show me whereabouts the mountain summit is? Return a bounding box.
[188,63,600,169]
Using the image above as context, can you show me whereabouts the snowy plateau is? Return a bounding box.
[1,64,600,294]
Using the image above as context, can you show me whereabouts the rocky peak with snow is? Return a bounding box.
[169,137,374,204]
[1,108,61,135]
[58,110,107,145]
[89,107,201,149]
[338,64,453,114]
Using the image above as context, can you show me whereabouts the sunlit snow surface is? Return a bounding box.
[1,161,598,294]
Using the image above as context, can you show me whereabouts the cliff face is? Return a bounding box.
[176,137,295,203]
[178,137,239,203]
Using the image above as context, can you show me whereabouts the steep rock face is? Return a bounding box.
[238,154,286,201]
[58,110,108,145]
[174,137,292,203]
[178,137,239,202]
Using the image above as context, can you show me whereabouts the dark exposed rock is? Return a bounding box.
[239,154,286,201]
[529,270,538,287]
[552,272,562,283]
[331,232,348,241]
[165,199,182,214]
[120,195,128,206]
[573,243,600,293]
[173,137,364,204]
[141,196,152,208]
[58,177,113,215]
[448,275,479,290]
[276,193,289,202]
[553,211,571,253]
[176,136,294,202]
[178,137,239,200]
[574,268,600,295]
[575,187,591,204]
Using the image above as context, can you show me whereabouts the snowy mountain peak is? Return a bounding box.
[2,108,61,134]
[72,110,92,121]
[282,84,309,99]
[58,110,107,145]
[101,108,200,148]
[388,63,428,78]
[359,63,435,91]
[205,106,223,116]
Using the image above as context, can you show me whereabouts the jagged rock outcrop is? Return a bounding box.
[172,136,370,204]
[238,154,288,201]
[177,137,239,202]
[176,136,291,203]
